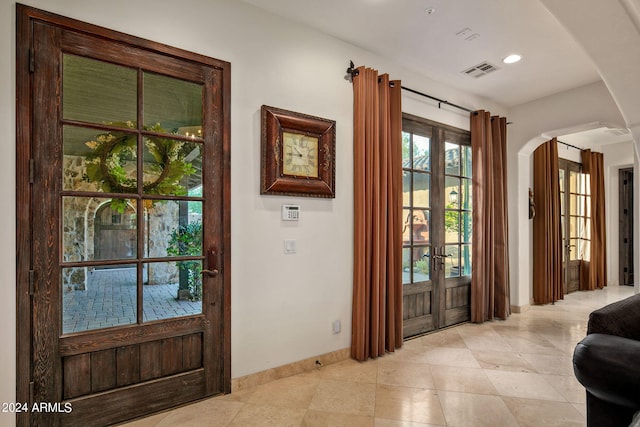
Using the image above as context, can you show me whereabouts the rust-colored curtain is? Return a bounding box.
[532,138,563,304]
[581,149,607,290]
[470,111,510,322]
[351,66,402,361]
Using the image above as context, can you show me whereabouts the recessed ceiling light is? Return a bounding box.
[425,7,436,15]
[503,54,522,64]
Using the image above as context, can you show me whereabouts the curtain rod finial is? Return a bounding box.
[346,60,359,81]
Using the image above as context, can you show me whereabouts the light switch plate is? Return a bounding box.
[284,239,297,254]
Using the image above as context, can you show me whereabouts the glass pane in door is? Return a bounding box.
[413,134,430,171]
[63,54,137,126]
[413,173,430,208]
[63,125,138,193]
[143,261,203,321]
[62,266,137,334]
[142,137,203,196]
[143,72,203,136]
[445,142,460,175]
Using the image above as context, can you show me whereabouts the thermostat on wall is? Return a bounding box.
[282,204,300,221]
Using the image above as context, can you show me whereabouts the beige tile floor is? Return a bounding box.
[123,285,634,427]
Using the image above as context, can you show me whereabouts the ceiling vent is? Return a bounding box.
[461,61,499,78]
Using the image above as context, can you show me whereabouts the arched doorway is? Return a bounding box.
[94,201,137,267]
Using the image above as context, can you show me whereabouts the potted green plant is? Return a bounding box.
[167,221,203,301]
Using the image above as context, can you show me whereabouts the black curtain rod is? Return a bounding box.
[346,61,473,114]
[557,140,584,151]
[400,86,473,113]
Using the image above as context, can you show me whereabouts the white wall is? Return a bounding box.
[1,1,505,424]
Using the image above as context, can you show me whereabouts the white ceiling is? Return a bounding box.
[242,0,602,108]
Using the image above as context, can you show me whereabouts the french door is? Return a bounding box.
[558,159,589,293]
[17,6,230,426]
[401,114,471,338]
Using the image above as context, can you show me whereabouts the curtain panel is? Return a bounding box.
[351,66,403,361]
[532,138,563,304]
[581,149,607,290]
[470,111,510,322]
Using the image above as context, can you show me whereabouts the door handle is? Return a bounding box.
[200,247,220,277]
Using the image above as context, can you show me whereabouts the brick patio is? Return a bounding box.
[62,268,202,334]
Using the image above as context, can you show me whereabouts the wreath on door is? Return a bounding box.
[84,122,196,212]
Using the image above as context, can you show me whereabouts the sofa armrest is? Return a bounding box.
[574,333,640,409]
[588,293,640,340]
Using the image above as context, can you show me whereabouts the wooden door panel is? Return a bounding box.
[91,349,117,392]
[63,371,206,427]
[402,282,435,336]
[61,333,206,401]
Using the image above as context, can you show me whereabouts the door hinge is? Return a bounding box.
[29,270,35,296]
[29,48,35,73]
[29,159,34,184]
[29,381,34,405]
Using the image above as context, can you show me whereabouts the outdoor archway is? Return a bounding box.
[94,200,137,266]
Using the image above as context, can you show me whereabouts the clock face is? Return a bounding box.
[282,132,319,178]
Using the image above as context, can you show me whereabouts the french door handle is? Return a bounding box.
[201,247,220,277]
[201,269,219,277]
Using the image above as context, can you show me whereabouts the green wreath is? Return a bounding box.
[84,122,196,212]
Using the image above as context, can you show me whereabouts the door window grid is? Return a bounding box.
[402,131,431,284]
[61,54,206,334]
[444,140,472,278]
[559,161,591,263]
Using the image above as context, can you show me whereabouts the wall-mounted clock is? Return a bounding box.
[260,105,335,198]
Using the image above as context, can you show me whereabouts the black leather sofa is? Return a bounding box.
[573,293,640,427]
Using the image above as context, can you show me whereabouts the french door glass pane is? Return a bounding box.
[143,72,203,135]
[444,245,460,278]
[142,137,202,196]
[62,54,137,126]
[413,172,430,208]
[410,209,430,244]
[402,132,411,165]
[62,196,137,262]
[143,261,203,321]
[461,244,472,276]
[461,212,472,243]
[445,176,460,208]
[413,135,430,171]
[413,247,430,281]
[145,200,203,259]
[402,208,412,245]
[569,239,580,260]
[402,171,411,205]
[63,125,138,193]
[461,146,472,178]
[445,142,460,175]
[62,266,137,334]
[402,248,411,285]
[460,178,472,210]
[445,210,459,243]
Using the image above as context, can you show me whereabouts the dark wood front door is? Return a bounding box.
[16,6,230,426]
[401,115,471,338]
